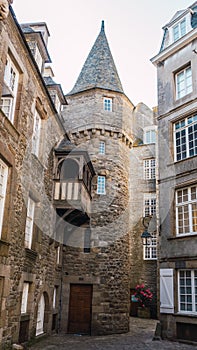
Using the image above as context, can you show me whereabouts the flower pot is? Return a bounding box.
[137,306,151,318]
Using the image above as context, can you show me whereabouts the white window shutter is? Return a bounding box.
[160,268,174,313]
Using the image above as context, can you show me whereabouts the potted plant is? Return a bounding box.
[134,283,153,318]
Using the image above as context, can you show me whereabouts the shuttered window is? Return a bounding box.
[160,269,174,313]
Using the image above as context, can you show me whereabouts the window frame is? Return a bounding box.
[144,158,156,180]
[144,193,156,217]
[24,197,35,249]
[143,231,157,260]
[178,270,197,315]
[174,114,197,161]
[97,175,106,195]
[103,97,112,112]
[175,185,197,236]
[143,127,156,144]
[173,18,186,42]
[175,65,192,100]
[99,141,105,155]
[0,159,8,239]
[0,55,19,123]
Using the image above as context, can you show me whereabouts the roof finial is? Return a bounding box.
[101,20,105,31]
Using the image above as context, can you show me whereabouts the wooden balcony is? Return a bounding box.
[53,180,91,215]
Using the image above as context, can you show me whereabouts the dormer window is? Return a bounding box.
[173,18,186,42]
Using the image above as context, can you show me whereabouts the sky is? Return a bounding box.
[12,0,192,108]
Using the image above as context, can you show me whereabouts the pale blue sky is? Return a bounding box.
[13,0,192,108]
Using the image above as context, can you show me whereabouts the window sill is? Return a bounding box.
[168,233,197,240]
[175,312,197,318]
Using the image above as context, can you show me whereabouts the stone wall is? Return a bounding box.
[0,9,64,348]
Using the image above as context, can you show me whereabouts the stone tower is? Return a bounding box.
[60,21,134,335]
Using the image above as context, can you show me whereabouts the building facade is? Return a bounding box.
[151,1,197,342]
[0,2,158,348]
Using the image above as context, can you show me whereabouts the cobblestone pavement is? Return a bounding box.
[27,317,197,350]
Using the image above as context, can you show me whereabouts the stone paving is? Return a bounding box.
[27,317,197,350]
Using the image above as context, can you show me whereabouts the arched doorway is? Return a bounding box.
[36,294,45,336]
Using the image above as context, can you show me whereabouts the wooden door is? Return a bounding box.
[68,284,92,334]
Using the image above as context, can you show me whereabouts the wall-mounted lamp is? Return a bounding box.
[141,229,152,247]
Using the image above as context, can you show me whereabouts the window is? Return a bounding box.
[0,55,19,123]
[144,232,157,260]
[178,270,197,314]
[144,193,156,217]
[174,114,197,161]
[144,159,156,180]
[103,97,112,111]
[176,185,197,235]
[175,66,192,99]
[0,98,13,120]
[173,18,186,42]
[53,286,58,309]
[97,175,106,195]
[24,197,35,249]
[144,129,156,144]
[32,109,41,156]
[56,246,60,265]
[21,282,29,314]
[99,141,105,155]
[84,228,91,253]
[0,159,8,238]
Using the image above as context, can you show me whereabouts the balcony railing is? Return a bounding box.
[53,180,91,214]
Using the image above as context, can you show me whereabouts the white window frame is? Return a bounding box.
[103,97,112,112]
[24,197,35,249]
[97,175,106,195]
[144,158,156,180]
[0,97,13,120]
[21,282,29,314]
[143,231,157,260]
[144,193,156,217]
[1,55,19,123]
[178,270,197,314]
[143,127,156,144]
[175,65,192,100]
[176,185,197,236]
[32,109,41,157]
[99,141,105,155]
[173,18,186,42]
[174,114,197,161]
[0,159,8,238]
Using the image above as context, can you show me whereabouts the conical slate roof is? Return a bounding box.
[68,21,124,95]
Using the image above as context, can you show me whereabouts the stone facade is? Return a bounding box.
[0,6,65,349]
[0,4,157,348]
[151,2,197,342]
